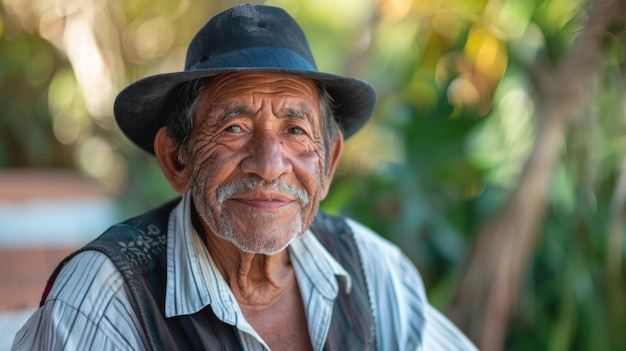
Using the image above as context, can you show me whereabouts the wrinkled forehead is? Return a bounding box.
[200,71,320,105]
[190,72,324,130]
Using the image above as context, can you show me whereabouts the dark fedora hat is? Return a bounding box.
[114,3,376,154]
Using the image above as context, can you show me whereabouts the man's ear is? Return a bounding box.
[154,127,190,194]
[321,131,344,198]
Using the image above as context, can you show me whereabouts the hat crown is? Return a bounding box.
[185,4,317,71]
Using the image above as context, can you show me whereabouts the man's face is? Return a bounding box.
[182,72,334,255]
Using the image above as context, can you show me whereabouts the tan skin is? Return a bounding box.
[154,72,343,350]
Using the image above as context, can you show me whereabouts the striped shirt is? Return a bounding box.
[12,193,477,350]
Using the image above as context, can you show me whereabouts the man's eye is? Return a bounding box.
[288,126,304,134]
[225,125,242,133]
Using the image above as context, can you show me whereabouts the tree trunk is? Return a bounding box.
[447,1,626,350]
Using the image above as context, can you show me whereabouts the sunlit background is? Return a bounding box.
[1,0,624,350]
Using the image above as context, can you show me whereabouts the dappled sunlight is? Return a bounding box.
[466,85,535,187]
[123,17,176,63]
[447,76,481,110]
[484,0,532,39]
[540,0,587,32]
[340,122,406,174]
[62,9,117,119]
[464,25,507,84]
[52,110,83,145]
[510,23,546,66]
[48,69,93,149]
[432,9,466,39]
[77,136,128,193]
[380,0,413,21]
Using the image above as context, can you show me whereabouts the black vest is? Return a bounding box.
[42,199,376,350]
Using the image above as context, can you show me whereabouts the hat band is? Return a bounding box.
[189,47,317,72]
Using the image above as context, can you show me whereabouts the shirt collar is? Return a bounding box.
[164,192,351,318]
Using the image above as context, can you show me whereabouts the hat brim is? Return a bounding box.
[114,67,376,155]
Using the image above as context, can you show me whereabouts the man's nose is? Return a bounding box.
[240,130,292,180]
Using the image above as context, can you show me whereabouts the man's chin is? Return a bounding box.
[225,234,297,255]
[244,241,293,256]
[218,223,302,255]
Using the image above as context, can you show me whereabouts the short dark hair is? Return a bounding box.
[165,76,342,172]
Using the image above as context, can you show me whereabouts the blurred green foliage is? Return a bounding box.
[1,0,624,349]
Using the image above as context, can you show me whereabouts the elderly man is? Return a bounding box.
[13,4,476,351]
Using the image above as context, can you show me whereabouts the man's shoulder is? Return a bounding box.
[19,250,148,350]
[341,216,404,257]
[337,215,429,297]
[46,250,126,308]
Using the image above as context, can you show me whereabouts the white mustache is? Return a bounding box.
[216,176,310,207]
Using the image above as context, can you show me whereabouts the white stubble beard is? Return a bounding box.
[193,176,312,255]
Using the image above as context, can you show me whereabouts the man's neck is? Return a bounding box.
[204,231,294,305]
